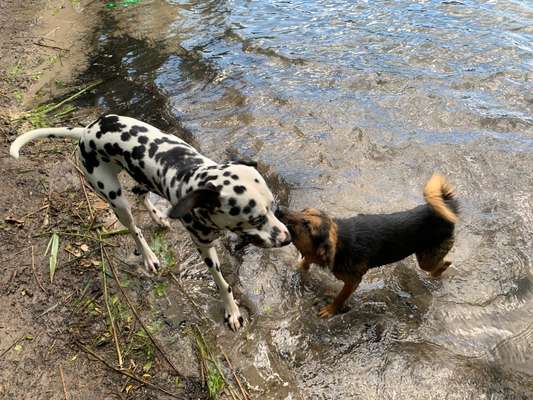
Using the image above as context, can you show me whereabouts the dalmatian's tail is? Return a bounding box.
[10,127,86,159]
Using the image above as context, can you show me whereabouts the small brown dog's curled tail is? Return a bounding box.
[423,174,459,224]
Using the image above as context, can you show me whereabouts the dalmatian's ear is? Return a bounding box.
[229,158,258,168]
[167,188,221,219]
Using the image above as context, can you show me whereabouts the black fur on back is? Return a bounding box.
[333,201,456,274]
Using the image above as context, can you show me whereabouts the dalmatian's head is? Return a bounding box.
[168,163,291,248]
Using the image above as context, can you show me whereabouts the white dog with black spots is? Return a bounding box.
[10,114,291,330]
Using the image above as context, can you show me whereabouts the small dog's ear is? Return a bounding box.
[167,188,221,219]
[229,158,258,168]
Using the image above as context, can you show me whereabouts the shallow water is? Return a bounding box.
[83,0,532,398]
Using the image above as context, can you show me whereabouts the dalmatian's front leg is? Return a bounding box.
[197,245,243,331]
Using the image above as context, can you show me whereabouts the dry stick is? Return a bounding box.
[0,335,25,358]
[101,246,182,376]
[33,41,69,51]
[59,365,69,400]
[75,341,184,400]
[99,234,124,368]
[220,347,251,400]
[20,204,50,220]
[31,245,47,293]
[76,167,94,221]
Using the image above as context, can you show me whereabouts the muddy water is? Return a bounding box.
[82,0,533,398]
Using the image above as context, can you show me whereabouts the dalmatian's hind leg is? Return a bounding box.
[82,164,160,274]
[132,185,171,229]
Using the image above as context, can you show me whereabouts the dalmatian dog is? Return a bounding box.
[10,114,291,330]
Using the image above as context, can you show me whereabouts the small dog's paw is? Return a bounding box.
[224,309,244,331]
[318,304,337,318]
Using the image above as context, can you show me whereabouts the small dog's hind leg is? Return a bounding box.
[416,237,454,278]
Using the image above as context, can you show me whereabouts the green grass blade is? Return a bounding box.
[49,232,60,283]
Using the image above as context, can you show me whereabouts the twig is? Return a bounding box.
[75,341,184,399]
[76,165,94,221]
[0,335,25,358]
[20,204,49,220]
[31,245,47,293]
[101,246,182,376]
[59,365,69,400]
[39,302,59,317]
[33,41,70,52]
[169,273,207,324]
[99,233,123,368]
[220,347,250,400]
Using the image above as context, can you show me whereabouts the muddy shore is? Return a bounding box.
[1,1,206,399]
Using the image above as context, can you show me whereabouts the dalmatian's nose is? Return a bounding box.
[280,231,292,246]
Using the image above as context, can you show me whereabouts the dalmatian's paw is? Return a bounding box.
[142,249,160,275]
[224,307,244,331]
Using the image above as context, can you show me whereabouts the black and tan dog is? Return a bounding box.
[275,175,459,318]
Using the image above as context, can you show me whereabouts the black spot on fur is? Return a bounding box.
[234,185,246,194]
[228,198,237,206]
[182,213,193,223]
[79,142,99,174]
[117,188,122,197]
[231,175,239,180]
[254,178,259,183]
[223,180,231,185]
[223,171,231,177]
[227,286,232,293]
[204,258,213,268]
[248,199,256,208]
[103,142,124,157]
[109,191,117,200]
[97,181,104,189]
[138,136,149,144]
[243,206,251,214]
[132,185,148,195]
[121,131,131,141]
[96,115,126,138]
[130,125,148,136]
[131,145,146,160]
[230,207,241,216]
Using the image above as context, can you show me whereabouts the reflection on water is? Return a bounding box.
[85,0,533,398]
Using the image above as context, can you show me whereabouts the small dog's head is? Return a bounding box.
[168,163,291,248]
[275,207,337,268]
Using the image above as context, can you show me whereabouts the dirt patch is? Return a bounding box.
[0,2,254,400]
[1,2,190,400]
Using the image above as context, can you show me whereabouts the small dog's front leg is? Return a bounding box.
[319,276,361,318]
[299,257,311,271]
[197,245,243,331]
